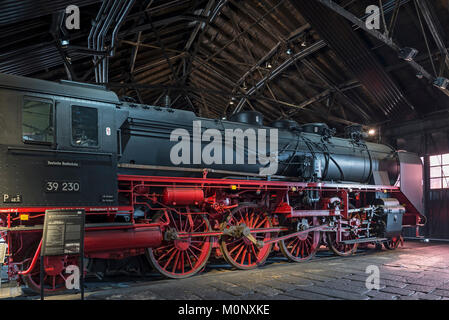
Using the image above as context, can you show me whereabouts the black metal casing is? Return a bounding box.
[0,73,423,217]
[0,73,119,208]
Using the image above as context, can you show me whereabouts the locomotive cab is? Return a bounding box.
[0,73,120,209]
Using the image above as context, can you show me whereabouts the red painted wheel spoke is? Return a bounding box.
[181,252,185,273]
[240,247,247,265]
[193,220,205,232]
[291,239,300,255]
[252,214,260,229]
[225,237,242,247]
[254,217,267,229]
[248,213,255,228]
[233,243,245,262]
[157,246,176,262]
[187,247,199,261]
[172,250,181,273]
[190,244,203,252]
[288,237,297,247]
[167,212,179,231]
[155,244,174,252]
[163,249,178,269]
[188,215,198,231]
[178,214,184,231]
[250,243,258,257]
[186,251,194,269]
[238,211,245,224]
[228,241,244,254]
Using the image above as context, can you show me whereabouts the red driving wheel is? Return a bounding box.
[280,218,320,262]
[21,242,80,294]
[220,204,273,270]
[146,211,212,279]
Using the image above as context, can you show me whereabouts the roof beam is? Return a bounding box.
[301,59,371,120]
[414,0,449,75]
[231,40,326,114]
[316,0,449,97]
[178,0,287,83]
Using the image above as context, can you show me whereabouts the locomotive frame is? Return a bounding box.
[0,73,425,294]
[1,171,424,292]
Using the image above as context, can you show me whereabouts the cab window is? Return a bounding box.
[72,106,98,147]
[22,98,54,144]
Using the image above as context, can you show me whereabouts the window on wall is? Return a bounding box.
[429,153,449,189]
[72,106,98,147]
[22,98,54,144]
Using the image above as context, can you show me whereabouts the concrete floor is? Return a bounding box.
[3,240,449,300]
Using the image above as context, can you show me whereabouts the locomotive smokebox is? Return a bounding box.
[162,188,204,206]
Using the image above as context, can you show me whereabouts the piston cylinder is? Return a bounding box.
[84,226,162,253]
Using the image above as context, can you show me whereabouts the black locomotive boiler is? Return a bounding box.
[0,73,425,292]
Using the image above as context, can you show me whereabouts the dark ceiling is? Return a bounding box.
[0,0,448,132]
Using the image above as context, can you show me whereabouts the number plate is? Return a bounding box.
[45,181,81,193]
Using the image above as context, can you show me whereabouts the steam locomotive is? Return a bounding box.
[0,73,425,293]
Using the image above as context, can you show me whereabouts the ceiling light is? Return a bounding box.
[398,47,418,62]
[434,77,449,90]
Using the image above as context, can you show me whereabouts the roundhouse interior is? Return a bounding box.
[0,0,449,301]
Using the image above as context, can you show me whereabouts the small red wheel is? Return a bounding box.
[280,218,320,262]
[21,242,80,294]
[220,204,273,270]
[146,211,212,279]
[326,230,358,256]
[384,235,402,250]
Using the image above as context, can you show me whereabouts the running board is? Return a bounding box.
[342,237,387,244]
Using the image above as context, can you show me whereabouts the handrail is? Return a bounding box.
[18,239,42,275]
[8,146,112,157]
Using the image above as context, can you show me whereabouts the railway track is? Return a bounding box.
[7,243,387,299]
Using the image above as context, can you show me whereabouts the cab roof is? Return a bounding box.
[0,72,120,104]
